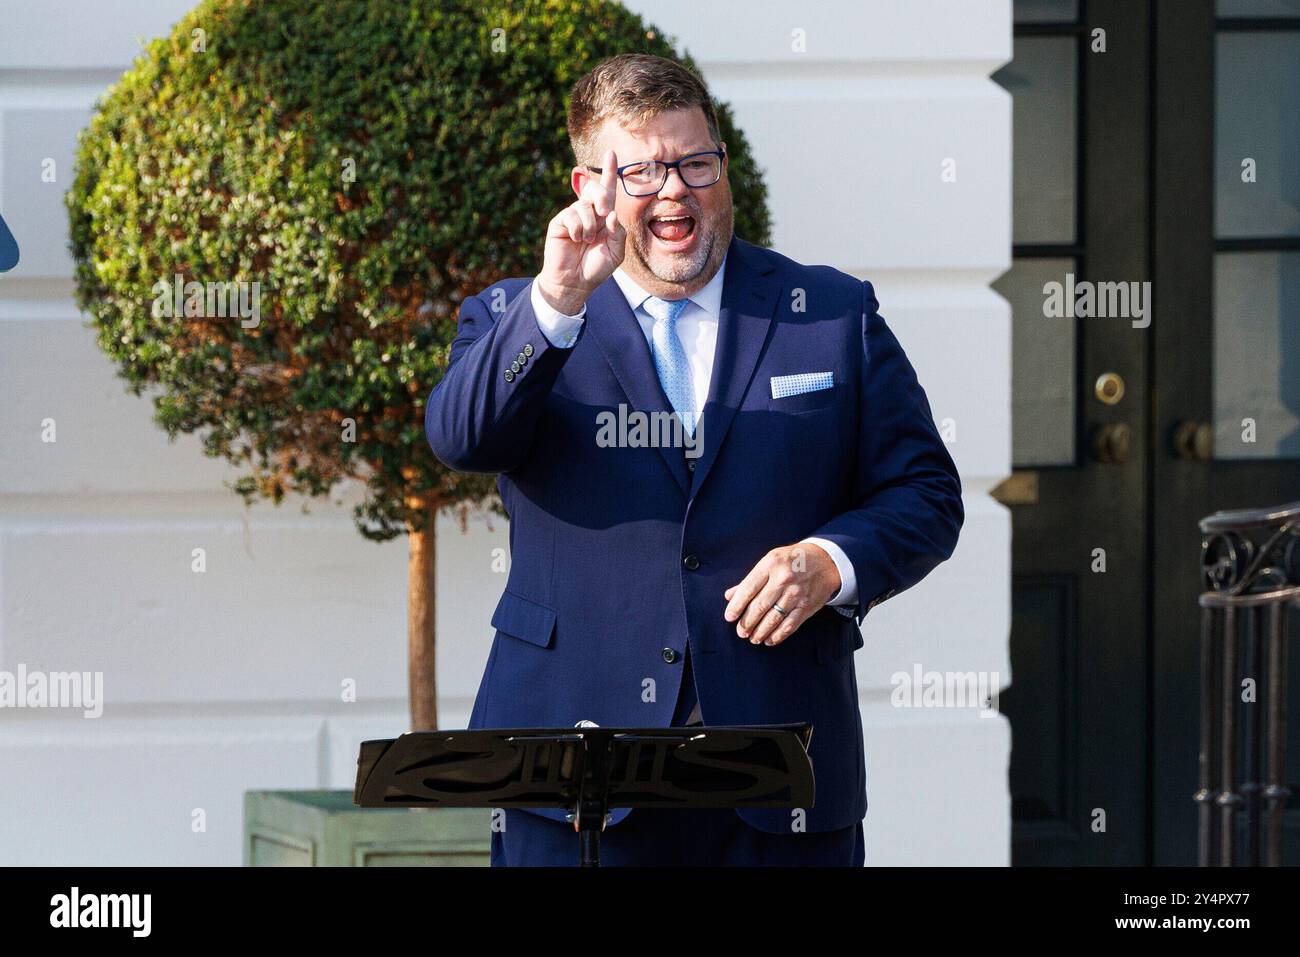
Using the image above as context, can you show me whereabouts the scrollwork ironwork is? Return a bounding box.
[1200,501,1300,601]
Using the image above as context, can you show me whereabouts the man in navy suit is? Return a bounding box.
[425,53,963,866]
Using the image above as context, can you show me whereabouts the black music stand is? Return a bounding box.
[353,724,815,866]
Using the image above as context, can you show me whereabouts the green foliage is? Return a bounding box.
[66,0,771,541]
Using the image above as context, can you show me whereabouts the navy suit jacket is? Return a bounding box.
[424,234,964,833]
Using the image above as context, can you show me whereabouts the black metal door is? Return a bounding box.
[994,0,1152,865]
[1151,0,1300,866]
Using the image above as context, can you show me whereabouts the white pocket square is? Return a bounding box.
[770,372,834,399]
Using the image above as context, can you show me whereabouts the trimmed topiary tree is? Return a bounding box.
[66,0,771,730]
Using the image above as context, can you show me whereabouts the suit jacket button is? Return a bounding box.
[504,369,515,382]
[869,589,896,611]
[510,360,521,373]
[661,648,679,664]
[516,351,527,365]
[523,343,534,357]
[683,555,700,570]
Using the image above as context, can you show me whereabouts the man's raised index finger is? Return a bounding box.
[600,149,618,199]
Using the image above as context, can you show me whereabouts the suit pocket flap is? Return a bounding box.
[767,384,838,413]
[491,590,557,648]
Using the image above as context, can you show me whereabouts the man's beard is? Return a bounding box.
[629,203,733,285]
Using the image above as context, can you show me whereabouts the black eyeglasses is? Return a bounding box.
[586,148,726,197]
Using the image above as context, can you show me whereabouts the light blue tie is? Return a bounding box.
[643,296,696,437]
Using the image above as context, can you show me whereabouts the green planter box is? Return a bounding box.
[244,790,492,866]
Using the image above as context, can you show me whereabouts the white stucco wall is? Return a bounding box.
[0,0,1011,865]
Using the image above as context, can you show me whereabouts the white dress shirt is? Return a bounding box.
[527,260,860,620]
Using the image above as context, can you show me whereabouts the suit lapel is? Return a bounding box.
[585,236,781,500]
[585,279,693,494]
[689,237,780,500]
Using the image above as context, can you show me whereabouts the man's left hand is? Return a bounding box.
[723,543,842,647]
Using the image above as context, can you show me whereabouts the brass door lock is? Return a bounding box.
[1094,372,1126,406]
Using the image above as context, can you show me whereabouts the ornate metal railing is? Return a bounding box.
[1196,501,1300,866]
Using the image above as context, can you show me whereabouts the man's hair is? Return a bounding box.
[567,53,722,165]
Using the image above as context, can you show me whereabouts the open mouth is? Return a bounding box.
[648,214,696,245]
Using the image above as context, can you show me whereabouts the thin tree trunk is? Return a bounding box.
[406,491,438,730]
